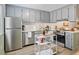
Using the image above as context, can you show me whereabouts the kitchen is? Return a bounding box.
[0,4,79,55]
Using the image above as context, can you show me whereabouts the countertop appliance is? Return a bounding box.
[4,17,22,51]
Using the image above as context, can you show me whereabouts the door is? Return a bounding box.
[50,11,53,23]
[65,32,72,49]
[0,18,4,34]
[0,18,4,54]
[5,17,21,28]
[56,9,62,21]
[68,5,75,21]
[62,6,68,19]
[22,8,30,23]
[29,9,36,23]
[44,12,50,23]
[5,29,22,51]
[40,11,50,23]
[0,5,3,17]
[0,35,4,54]
[14,7,22,17]
[53,10,57,22]
[40,11,45,23]
[35,10,41,22]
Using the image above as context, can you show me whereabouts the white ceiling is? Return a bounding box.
[12,4,68,11]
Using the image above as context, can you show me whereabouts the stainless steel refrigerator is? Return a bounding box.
[4,17,22,51]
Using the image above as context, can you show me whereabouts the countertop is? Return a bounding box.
[22,29,55,32]
[65,30,79,33]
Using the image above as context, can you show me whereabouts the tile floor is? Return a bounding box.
[6,43,79,55]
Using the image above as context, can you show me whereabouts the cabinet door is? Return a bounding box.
[50,11,53,23]
[15,7,22,17]
[62,6,68,19]
[53,11,57,22]
[35,10,40,22]
[40,11,50,23]
[0,18,4,34]
[40,11,45,23]
[6,5,15,17]
[65,32,72,49]
[44,12,50,23]
[0,5,3,17]
[29,9,36,23]
[0,35,4,55]
[22,8,30,23]
[68,5,75,21]
[57,9,62,21]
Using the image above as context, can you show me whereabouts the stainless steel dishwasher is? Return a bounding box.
[22,32,34,46]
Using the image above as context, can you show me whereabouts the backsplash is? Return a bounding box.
[23,21,76,32]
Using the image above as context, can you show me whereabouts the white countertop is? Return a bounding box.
[65,30,79,33]
[22,28,55,32]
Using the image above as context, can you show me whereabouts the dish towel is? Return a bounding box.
[28,32,32,38]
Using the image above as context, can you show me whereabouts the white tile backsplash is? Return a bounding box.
[23,21,76,32]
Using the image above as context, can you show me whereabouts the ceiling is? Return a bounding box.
[11,4,68,11]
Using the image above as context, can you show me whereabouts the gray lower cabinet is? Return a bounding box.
[65,31,79,50]
[0,34,4,55]
[65,32,72,49]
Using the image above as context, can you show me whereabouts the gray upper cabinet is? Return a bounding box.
[35,10,40,22]
[6,5,50,23]
[14,7,22,17]
[50,11,53,23]
[62,6,68,19]
[40,11,50,23]
[6,5,15,17]
[44,12,50,23]
[53,10,57,22]
[22,8,30,23]
[0,5,3,17]
[68,5,75,21]
[29,9,36,23]
[56,9,62,21]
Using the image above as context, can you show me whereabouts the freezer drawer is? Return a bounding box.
[5,29,22,51]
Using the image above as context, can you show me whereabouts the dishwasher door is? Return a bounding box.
[22,32,34,46]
